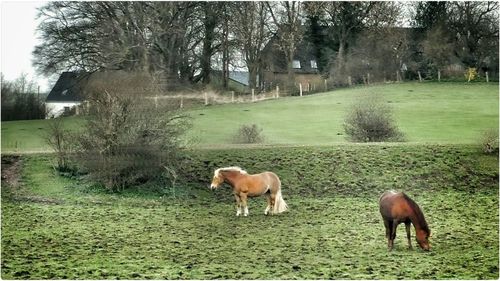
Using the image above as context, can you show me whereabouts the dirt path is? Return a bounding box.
[1,155,22,189]
[1,155,62,204]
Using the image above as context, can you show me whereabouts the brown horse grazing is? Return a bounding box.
[379,190,431,251]
[210,167,288,216]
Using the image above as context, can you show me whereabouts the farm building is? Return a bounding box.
[45,71,89,118]
[261,34,323,93]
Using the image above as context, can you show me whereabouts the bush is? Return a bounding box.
[45,117,73,170]
[343,95,405,142]
[479,129,499,154]
[70,72,191,191]
[233,124,265,144]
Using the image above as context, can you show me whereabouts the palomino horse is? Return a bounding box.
[379,190,431,251]
[210,167,288,216]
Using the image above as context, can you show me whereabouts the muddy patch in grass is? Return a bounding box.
[1,155,22,189]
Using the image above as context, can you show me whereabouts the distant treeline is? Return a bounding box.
[1,74,46,121]
[33,2,498,89]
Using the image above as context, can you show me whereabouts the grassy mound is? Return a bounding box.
[181,145,498,199]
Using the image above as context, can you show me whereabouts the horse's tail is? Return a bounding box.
[273,188,288,214]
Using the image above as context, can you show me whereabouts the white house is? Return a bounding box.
[45,72,89,118]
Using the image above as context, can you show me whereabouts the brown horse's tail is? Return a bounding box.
[273,189,288,214]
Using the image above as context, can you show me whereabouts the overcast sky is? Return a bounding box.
[1,1,50,92]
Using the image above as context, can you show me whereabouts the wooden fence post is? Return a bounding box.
[204,92,208,105]
[486,71,489,83]
[252,88,255,102]
[324,79,328,91]
[438,70,441,82]
[396,71,400,82]
[418,71,422,82]
[276,85,279,98]
[299,83,303,97]
[348,76,352,86]
[231,91,235,103]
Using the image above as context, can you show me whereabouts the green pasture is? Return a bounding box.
[189,82,498,146]
[1,117,83,153]
[1,82,498,152]
[2,145,499,279]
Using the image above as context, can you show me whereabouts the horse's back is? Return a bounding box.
[262,171,280,183]
[379,191,411,221]
[243,171,280,196]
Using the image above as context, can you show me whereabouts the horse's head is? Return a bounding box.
[210,169,225,190]
[416,229,431,251]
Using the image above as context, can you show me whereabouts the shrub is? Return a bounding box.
[465,67,478,82]
[233,124,265,144]
[71,73,191,191]
[479,129,499,154]
[343,95,405,142]
[45,117,73,170]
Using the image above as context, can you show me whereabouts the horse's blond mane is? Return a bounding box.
[215,166,247,177]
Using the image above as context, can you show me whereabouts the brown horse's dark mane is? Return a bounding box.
[402,193,430,234]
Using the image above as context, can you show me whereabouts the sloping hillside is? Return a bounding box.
[1,82,498,152]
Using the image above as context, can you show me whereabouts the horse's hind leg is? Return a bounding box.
[405,222,412,250]
[264,194,271,215]
[384,219,394,251]
[389,220,398,251]
[383,219,391,239]
[269,192,276,215]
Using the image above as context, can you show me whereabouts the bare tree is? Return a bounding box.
[149,2,202,86]
[1,73,45,121]
[34,2,203,87]
[232,2,275,90]
[267,1,303,89]
[421,25,456,76]
[304,2,400,82]
[447,2,499,69]
[34,2,154,74]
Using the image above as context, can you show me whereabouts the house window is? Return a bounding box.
[292,60,301,69]
[310,60,318,69]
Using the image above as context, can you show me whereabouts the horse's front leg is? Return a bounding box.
[384,219,393,251]
[240,192,249,216]
[389,220,398,251]
[405,222,412,250]
[234,194,242,216]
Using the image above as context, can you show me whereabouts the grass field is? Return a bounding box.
[1,82,498,279]
[1,82,498,152]
[188,82,498,145]
[1,117,84,153]
[1,145,498,279]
